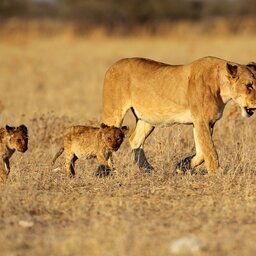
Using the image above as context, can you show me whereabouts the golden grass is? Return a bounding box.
[0,29,256,255]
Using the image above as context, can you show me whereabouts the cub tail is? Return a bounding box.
[52,147,64,166]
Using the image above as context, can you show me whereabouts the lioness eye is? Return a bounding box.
[107,137,112,142]
[247,83,253,91]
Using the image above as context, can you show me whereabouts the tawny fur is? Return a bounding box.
[247,62,256,77]
[0,125,28,181]
[52,123,128,177]
[102,56,256,173]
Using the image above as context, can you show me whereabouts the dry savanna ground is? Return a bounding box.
[0,28,256,256]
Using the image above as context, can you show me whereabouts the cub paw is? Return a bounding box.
[96,165,111,177]
[175,155,194,175]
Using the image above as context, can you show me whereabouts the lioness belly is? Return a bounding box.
[133,107,193,126]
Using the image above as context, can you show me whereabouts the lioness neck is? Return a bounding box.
[218,65,232,104]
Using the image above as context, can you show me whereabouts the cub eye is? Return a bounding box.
[17,139,22,144]
[247,83,253,91]
[107,137,112,142]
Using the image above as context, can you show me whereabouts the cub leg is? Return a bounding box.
[129,120,155,172]
[64,150,78,178]
[107,152,113,170]
[96,151,111,177]
[0,159,8,181]
[3,157,10,176]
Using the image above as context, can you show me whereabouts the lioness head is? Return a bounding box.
[100,123,129,151]
[6,125,28,152]
[247,62,256,76]
[226,62,256,117]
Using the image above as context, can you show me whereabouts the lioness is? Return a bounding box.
[0,125,28,181]
[102,56,256,174]
[52,123,128,177]
[247,62,256,76]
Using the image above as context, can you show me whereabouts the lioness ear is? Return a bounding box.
[247,62,256,72]
[19,124,28,135]
[226,63,238,78]
[6,125,14,132]
[100,123,108,129]
[121,126,129,135]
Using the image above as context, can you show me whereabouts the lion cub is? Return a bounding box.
[52,123,128,177]
[0,125,28,181]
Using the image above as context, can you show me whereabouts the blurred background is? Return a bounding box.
[0,0,256,36]
[0,0,255,123]
[0,3,256,255]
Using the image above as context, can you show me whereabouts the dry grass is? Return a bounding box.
[0,28,256,256]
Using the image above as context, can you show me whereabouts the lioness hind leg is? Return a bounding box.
[129,120,155,172]
[102,69,131,126]
[102,106,129,127]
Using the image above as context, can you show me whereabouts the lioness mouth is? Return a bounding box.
[112,146,119,151]
[244,107,256,116]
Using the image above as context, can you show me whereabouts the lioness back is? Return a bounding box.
[102,57,228,126]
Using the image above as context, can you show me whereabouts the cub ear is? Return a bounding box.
[121,126,129,135]
[226,63,238,78]
[5,125,14,132]
[19,124,28,135]
[100,123,108,129]
[247,62,256,72]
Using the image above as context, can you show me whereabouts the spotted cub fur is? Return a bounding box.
[0,125,28,181]
[52,123,128,177]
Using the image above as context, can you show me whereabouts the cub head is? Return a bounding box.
[6,125,28,152]
[226,62,256,117]
[100,123,129,151]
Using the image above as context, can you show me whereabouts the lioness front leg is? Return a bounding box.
[191,127,205,168]
[176,122,218,174]
[193,122,218,173]
[176,127,205,174]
